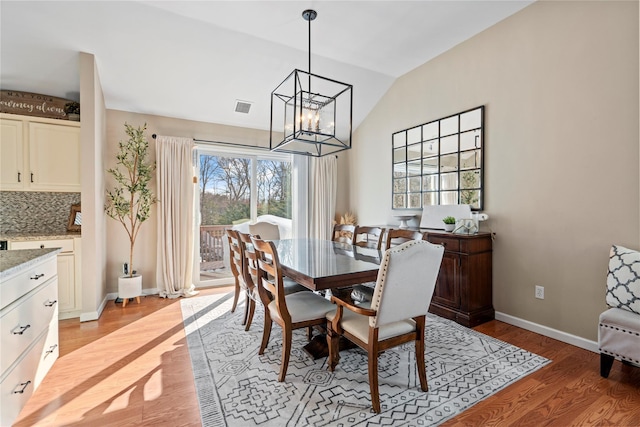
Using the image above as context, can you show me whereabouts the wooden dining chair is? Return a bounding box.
[227,229,260,329]
[326,239,445,413]
[385,228,424,249]
[354,226,385,250]
[226,229,243,315]
[236,231,264,331]
[332,224,356,245]
[251,236,336,382]
[238,231,306,331]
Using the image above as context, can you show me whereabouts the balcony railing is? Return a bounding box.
[200,225,230,266]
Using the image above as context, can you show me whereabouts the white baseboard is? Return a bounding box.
[80,293,109,322]
[495,311,599,354]
[80,288,160,322]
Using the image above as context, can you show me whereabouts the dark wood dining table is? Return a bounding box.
[272,238,383,292]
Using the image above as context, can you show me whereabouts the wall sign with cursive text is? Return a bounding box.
[0,90,78,120]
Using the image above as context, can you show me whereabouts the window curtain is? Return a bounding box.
[308,155,337,239]
[156,135,198,298]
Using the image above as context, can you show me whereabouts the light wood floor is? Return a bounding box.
[15,287,640,426]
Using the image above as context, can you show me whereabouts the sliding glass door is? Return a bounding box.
[195,146,292,286]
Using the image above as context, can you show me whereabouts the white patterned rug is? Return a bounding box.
[180,293,550,426]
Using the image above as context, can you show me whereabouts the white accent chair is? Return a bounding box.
[251,236,336,382]
[598,245,640,377]
[249,221,280,241]
[327,239,444,413]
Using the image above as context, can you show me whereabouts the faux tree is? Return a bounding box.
[105,123,157,278]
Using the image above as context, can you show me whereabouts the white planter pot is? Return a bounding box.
[118,274,142,307]
[443,224,455,232]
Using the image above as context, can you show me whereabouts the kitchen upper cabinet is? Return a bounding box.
[0,118,24,190]
[0,114,81,192]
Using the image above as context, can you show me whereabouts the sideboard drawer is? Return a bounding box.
[1,278,58,376]
[426,235,460,252]
[1,256,57,311]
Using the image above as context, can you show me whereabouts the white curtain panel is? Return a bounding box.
[309,155,337,240]
[156,135,198,298]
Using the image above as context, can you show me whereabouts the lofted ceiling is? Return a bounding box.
[1,1,533,132]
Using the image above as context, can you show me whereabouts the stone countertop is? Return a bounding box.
[0,248,61,280]
[1,232,81,241]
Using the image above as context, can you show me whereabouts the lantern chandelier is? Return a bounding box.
[270,9,353,157]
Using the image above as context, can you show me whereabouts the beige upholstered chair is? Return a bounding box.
[249,222,280,241]
[332,224,356,245]
[327,239,445,413]
[251,236,336,382]
[599,245,640,377]
[354,226,385,250]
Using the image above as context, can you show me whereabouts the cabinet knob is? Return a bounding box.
[12,324,31,335]
[12,381,31,394]
[40,244,45,249]
[45,344,58,357]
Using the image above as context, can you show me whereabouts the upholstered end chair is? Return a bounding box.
[598,245,640,377]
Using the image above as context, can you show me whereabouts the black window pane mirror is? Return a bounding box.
[392,106,484,210]
[67,203,81,232]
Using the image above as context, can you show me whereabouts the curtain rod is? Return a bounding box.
[151,133,337,157]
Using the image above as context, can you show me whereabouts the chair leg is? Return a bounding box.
[415,336,428,392]
[279,327,293,382]
[230,279,240,313]
[368,349,381,413]
[326,326,340,372]
[307,326,313,341]
[242,294,250,326]
[601,353,615,378]
[245,299,256,331]
[259,312,272,355]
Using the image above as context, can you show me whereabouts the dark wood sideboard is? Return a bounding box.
[422,230,494,327]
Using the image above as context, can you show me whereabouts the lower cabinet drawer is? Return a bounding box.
[1,256,57,311]
[0,329,48,427]
[1,278,58,376]
[10,239,74,253]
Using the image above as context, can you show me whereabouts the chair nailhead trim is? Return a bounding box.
[599,323,640,336]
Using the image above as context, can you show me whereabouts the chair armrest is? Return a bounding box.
[331,294,377,317]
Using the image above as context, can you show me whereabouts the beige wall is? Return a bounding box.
[104,109,270,294]
[348,1,639,341]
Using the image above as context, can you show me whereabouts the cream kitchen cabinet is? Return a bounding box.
[0,249,59,426]
[10,237,82,319]
[0,113,81,192]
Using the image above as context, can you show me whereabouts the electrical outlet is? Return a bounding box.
[535,285,544,299]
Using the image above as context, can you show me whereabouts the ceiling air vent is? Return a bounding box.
[234,100,252,114]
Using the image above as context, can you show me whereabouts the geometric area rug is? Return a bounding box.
[180,293,551,427]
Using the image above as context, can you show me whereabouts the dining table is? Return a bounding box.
[271,238,383,359]
[272,238,383,292]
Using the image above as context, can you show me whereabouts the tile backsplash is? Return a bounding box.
[0,191,81,234]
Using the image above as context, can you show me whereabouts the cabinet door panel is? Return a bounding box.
[56,254,75,313]
[433,252,460,308]
[0,119,24,190]
[29,122,80,191]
